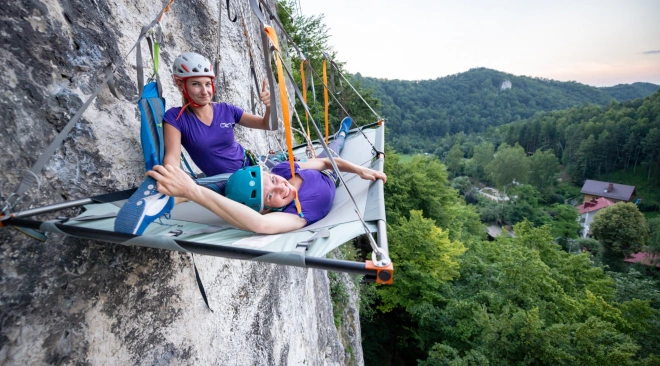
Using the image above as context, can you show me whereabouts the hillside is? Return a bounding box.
[356,68,658,153]
[601,82,660,101]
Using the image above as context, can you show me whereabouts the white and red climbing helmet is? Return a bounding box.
[172,52,215,80]
[172,52,215,117]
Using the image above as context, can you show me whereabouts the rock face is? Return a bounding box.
[0,0,362,364]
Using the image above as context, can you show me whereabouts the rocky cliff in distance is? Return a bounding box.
[0,0,362,364]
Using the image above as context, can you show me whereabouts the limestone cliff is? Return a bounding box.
[0,0,363,364]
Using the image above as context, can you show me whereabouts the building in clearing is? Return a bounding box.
[576,197,615,238]
[580,180,636,203]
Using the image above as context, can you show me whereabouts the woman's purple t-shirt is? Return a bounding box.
[271,162,336,226]
[163,103,244,176]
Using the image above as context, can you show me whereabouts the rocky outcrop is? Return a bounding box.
[0,0,362,364]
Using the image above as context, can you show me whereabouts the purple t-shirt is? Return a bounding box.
[271,162,336,226]
[163,103,245,176]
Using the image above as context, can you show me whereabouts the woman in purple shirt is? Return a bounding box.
[147,153,386,233]
[163,52,271,182]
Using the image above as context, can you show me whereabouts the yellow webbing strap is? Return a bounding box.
[153,42,160,74]
[300,60,311,138]
[323,59,329,144]
[264,26,303,217]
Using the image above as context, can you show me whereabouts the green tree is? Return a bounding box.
[529,148,561,197]
[485,143,530,189]
[503,184,549,226]
[445,143,464,177]
[467,141,494,182]
[377,211,466,312]
[591,202,649,258]
[451,176,472,196]
[547,203,580,241]
[647,217,660,264]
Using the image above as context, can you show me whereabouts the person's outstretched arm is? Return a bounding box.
[147,165,307,234]
[238,80,272,130]
[297,158,387,183]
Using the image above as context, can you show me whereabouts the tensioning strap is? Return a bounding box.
[276,54,385,258]
[250,0,302,216]
[307,56,383,157]
[212,0,222,102]
[263,25,303,217]
[300,61,311,139]
[225,0,237,22]
[323,59,329,144]
[250,0,278,131]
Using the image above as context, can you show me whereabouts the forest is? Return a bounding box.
[277,2,660,365]
[356,69,658,153]
[435,91,660,202]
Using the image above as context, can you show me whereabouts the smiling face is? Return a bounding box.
[261,171,297,210]
[177,76,213,105]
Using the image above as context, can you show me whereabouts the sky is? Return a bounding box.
[296,0,660,87]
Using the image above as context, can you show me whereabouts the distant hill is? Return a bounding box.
[601,82,660,101]
[355,68,659,153]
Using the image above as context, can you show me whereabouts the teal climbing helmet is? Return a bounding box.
[226,166,263,212]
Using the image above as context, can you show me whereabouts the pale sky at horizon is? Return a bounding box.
[296,0,660,87]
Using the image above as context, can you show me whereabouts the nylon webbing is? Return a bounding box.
[275,53,383,256]
[212,0,222,102]
[323,59,329,144]
[300,61,311,138]
[328,56,381,120]
[250,0,278,131]
[225,0,237,22]
[237,3,263,113]
[291,92,317,158]
[2,0,175,217]
[308,57,383,157]
[262,25,303,217]
[191,253,213,312]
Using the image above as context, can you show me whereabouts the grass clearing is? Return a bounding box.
[399,153,432,164]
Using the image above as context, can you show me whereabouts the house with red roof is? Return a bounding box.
[624,252,660,268]
[580,180,636,203]
[577,197,615,238]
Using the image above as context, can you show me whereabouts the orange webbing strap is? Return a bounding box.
[323,59,329,144]
[300,60,311,139]
[263,26,303,217]
[158,0,175,22]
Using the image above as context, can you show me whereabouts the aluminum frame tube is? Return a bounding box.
[5,217,379,277]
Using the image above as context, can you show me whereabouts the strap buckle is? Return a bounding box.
[295,228,330,251]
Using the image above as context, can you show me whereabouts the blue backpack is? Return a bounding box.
[138,81,165,172]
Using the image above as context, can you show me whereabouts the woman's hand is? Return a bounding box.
[358,167,387,183]
[260,79,270,108]
[147,165,200,200]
